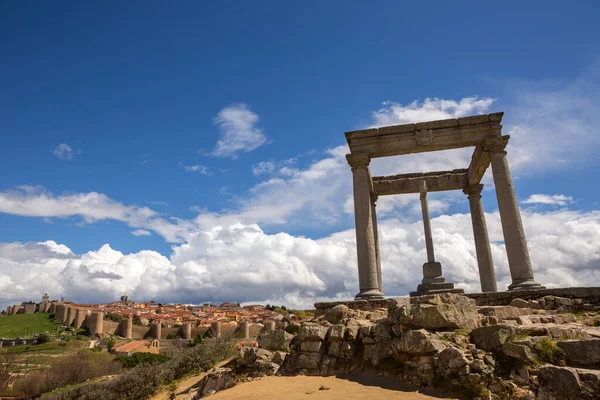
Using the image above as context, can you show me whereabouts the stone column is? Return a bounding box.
[463,184,498,293]
[485,136,544,290]
[370,194,383,294]
[412,181,461,296]
[242,320,250,338]
[153,320,162,340]
[346,153,383,300]
[211,321,222,338]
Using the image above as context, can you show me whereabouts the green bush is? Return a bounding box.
[114,352,171,369]
[106,339,116,351]
[536,338,566,366]
[105,314,122,323]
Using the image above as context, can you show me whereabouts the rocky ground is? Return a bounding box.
[188,293,600,399]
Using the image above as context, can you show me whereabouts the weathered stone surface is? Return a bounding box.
[363,339,394,366]
[323,305,350,324]
[387,297,411,325]
[327,324,345,342]
[470,324,516,351]
[502,342,535,363]
[557,339,600,366]
[285,322,300,335]
[390,294,480,331]
[438,347,469,374]
[371,321,392,342]
[196,367,236,398]
[297,323,328,341]
[345,326,359,341]
[295,352,322,369]
[257,329,293,351]
[510,298,530,308]
[392,329,447,355]
[477,305,532,321]
[537,366,582,400]
[272,351,287,365]
[300,341,323,353]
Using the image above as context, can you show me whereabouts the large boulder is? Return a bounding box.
[470,324,516,351]
[195,367,236,398]
[297,323,328,341]
[392,329,447,355]
[323,305,350,324]
[389,293,480,331]
[502,342,535,363]
[257,329,293,351]
[537,366,583,400]
[557,339,600,366]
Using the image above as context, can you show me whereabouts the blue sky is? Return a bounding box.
[1,2,599,308]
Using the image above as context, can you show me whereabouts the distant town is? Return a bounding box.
[2,294,310,330]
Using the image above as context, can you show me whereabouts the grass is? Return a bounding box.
[535,338,566,366]
[0,313,60,338]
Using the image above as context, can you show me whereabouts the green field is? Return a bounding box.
[0,313,60,338]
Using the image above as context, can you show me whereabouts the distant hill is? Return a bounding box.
[0,313,59,338]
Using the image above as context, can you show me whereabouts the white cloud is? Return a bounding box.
[131,229,152,236]
[210,104,267,159]
[1,209,599,310]
[371,97,495,127]
[523,194,575,206]
[183,164,211,175]
[251,161,275,176]
[51,143,76,160]
[0,186,192,243]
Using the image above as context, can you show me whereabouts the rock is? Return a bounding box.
[300,341,323,353]
[537,366,582,400]
[327,324,345,342]
[345,326,359,341]
[196,367,236,398]
[272,351,287,365]
[319,385,331,390]
[323,305,350,324]
[438,347,469,374]
[530,300,543,310]
[510,298,530,308]
[502,342,536,363]
[285,322,300,335]
[557,339,600,366]
[363,339,394,366]
[390,293,480,331]
[387,298,411,325]
[392,329,447,355]
[371,322,392,342]
[297,323,328,341]
[257,329,293,351]
[293,352,322,370]
[470,324,516,351]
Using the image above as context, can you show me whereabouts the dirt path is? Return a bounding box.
[210,375,460,400]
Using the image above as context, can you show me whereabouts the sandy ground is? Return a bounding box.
[210,375,460,400]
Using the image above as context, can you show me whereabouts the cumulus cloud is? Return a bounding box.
[0,186,192,243]
[210,104,267,159]
[131,229,152,236]
[183,164,211,175]
[51,143,77,160]
[1,210,599,310]
[251,161,275,176]
[523,194,574,206]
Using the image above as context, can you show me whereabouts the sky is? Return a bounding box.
[1,1,599,309]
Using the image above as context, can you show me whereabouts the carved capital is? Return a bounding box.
[463,183,484,198]
[346,153,370,170]
[483,135,510,155]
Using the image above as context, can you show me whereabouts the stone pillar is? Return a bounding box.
[153,321,162,340]
[183,322,192,340]
[242,320,250,338]
[346,153,383,300]
[485,137,544,290]
[463,184,498,293]
[411,181,462,296]
[211,321,222,338]
[371,194,383,294]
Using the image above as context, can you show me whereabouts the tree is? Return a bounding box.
[132,315,143,326]
[107,339,116,351]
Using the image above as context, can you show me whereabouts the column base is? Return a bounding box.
[508,279,546,291]
[354,288,384,300]
[410,288,465,297]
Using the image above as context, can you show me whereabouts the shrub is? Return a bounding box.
[37,332,52,343]
[188,332,203,347]
[0,353,17,392]
[536,338,566,366]
[14,351,121,395]
[115,352,171,369]
[105,314,122,323]
[106,339,116,351]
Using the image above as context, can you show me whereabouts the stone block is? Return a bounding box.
[300,341,323,353]
[470,324,516,351]
[295,353,322,369]
[327,324,345,342]
[502,342,535,363]
[257,330,293,351]
[324,305,349,324]
[510,298,530,308]
[393,329,447,355]
[557,339,600,366]
[345,326,359,341]
[297,323,328,341]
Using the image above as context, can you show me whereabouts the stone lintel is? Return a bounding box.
[467,145,491,184]
[345,112,504,158]
[373,169,468,196]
